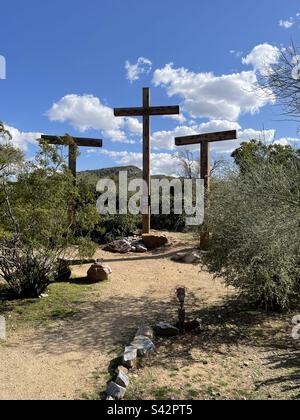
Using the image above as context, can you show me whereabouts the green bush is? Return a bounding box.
[0,130,97,298]
[93,214,141,244]
[203,144,300,311]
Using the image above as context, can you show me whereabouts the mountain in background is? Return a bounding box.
[78,166,175,185]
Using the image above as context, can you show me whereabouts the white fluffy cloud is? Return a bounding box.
[125,57,152,83]
[151,119,276,153]
[279,18,294,29]
[0,124,41,150]
[46,94,142,144]
[242,43,280,75]
[99,149,181,176]
[153,63,274,121]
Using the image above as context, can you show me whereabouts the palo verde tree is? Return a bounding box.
[0,124,98,298]
[203,140,300,311]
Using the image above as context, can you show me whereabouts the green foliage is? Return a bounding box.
[203,141,300,311]
[0,128,97,298]
[232,140,300,173]
[94,214,141,244]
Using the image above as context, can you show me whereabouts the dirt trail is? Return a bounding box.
[0,234,229,400]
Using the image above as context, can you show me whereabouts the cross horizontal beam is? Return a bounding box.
[175,130,237,146]
[114,106,180,117]
[41,135,103,148]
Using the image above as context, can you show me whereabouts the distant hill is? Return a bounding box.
[78,166,175,185]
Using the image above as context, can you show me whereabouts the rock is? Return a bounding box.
[106,382,126,400]
[153,323,180,337]
[131,336,155,357]
[135,326,155,340]
[104,239,133,254]
[123,346,138,369]
[134,244,148,253]
[171,252,200,264]
[116,371,130,388]
[117,366,129,376]
[142,234,168,250]
[175,320,201,332]
[87,263,112,282]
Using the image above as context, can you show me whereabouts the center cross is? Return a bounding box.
[114,87,180,234]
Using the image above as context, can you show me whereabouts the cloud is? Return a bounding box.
[279,18,294,29]
[46,94,141,144]
[0,124,41,150]
[100,149,181,176]
[242,43,280,75]
[153,63,274,121]
[150,119,276,153]
[125,57,152,83]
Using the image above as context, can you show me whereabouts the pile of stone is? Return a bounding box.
[104,321,200,400]
[105,326,155,400]
[104,234,169,255]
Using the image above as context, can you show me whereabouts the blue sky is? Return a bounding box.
[1,0,300,175]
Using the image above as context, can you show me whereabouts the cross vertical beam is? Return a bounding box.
[114,88,180,234]
[143,88,151,234]
[201,140,210,190]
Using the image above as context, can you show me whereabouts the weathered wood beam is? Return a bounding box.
[41,135,103,148]
[143,88,151,234]
[175,130,237,146]
[114,106,180,117]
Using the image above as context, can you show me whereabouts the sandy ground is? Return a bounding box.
[0,233,230,400]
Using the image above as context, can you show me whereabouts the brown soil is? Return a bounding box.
[0,232,299,400]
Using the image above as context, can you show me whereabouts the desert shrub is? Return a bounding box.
[93,214,141,244]
[0,129,97,298]
[203,143,300,311]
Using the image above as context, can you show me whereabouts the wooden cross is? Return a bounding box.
[40,134,103,229]
[114,87,180,234]
[40,135,103,179]
[175,130,237,189]
[175,130,237,248]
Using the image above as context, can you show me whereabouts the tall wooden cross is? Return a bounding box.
[40,135,103,179]
[175,130,237,248]
[40,134,103,228]
[175,130,237,189]
[114,87,180,234]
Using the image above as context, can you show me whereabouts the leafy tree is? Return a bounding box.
[0,126,97,298]
[203,141,300,311]
[232,140,300,173]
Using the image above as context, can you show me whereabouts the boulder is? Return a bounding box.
[153,322,180,337]
[123,346,137,369]
[135,326,155,340]
[130,336,155,357]
[104,239,133,254]
[142,234,168,250]
[115,371,130,389]
[106,382,126,400]
[171,252,201,264]
[87,263,112,282]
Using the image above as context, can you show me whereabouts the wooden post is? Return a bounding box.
[143,88,151,234]
[200,141,210,190]
[68,144,77,179]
